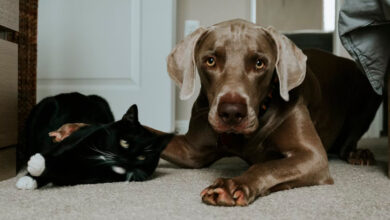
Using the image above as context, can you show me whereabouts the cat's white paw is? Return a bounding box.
[27,153,45,177]
[16,176,37,190]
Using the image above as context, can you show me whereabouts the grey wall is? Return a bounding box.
[256,0,324,31]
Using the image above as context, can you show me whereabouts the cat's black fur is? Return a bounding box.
[23,92,115,164]
[18,104,173,189]
[19,92,172,188]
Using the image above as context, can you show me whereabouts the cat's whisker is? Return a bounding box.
[87,155,106,161]
[144,145,153,150]
[103,128,112,136]
[90,146,103,154]
[103,151,116,158]
[125,172,134,182]
[94,158,117,166]
[90,147,117,159]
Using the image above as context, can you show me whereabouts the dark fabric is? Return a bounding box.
[338,0,390,95]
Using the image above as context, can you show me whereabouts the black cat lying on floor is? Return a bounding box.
[23,92,115,164]
[17,102,173,189]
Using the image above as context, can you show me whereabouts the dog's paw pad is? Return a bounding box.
[27,153,45,176]
[48,131,63,142]
[347,149,376,166]
[201,178,254,206]
[16,176,37,190]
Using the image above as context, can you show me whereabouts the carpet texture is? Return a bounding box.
[0,138,389,220]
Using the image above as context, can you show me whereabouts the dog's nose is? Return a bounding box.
[218,103,247,125]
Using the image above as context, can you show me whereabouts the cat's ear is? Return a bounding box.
[122,104,139,124]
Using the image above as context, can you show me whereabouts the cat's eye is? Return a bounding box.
[137,155,146,161]
[119,139,129,148]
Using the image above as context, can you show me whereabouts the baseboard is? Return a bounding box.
[175,120,189,135]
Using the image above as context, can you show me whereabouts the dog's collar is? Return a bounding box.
[258,73,278,117]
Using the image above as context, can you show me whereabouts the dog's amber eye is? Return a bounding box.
[256,59,265,70]
[206,57,216,67]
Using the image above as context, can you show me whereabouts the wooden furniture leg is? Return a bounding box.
[385,69,390,178]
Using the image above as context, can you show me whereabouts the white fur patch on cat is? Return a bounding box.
[112,166,126,174]
[137,155,146,161]
[27,153,46,177]
[16,176,37,190]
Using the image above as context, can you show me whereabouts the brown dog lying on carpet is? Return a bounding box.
[51,19,381,206]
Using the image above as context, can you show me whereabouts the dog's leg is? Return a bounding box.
[347,149,376,165]
[162,135,221,168]
[162,111,221,168]
[48,123,88,142]
[201,105,333,206]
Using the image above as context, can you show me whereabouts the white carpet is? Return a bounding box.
[0,138,389,220]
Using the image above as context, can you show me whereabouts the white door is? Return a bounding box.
[37,0,176,132]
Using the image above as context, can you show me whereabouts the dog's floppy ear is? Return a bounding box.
[263,26,307,101]
[167,27,208,100]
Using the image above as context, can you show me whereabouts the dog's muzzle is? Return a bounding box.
[210,92,251,133]
[217,102,247,126]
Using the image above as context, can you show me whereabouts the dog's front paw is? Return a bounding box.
[200,178,255,206]
[347,149,376,166]
[16,176,37,190]
[49,123,87,142]
[27,153,45,177]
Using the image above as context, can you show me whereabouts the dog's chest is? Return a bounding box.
[217,133,272,163]
[217,133,248,155]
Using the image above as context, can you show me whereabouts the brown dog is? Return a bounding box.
[51,19,381,206]
[163,19,381,206]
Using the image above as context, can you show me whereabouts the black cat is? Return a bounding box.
[22,92,115,165]
[16,104,173,189]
